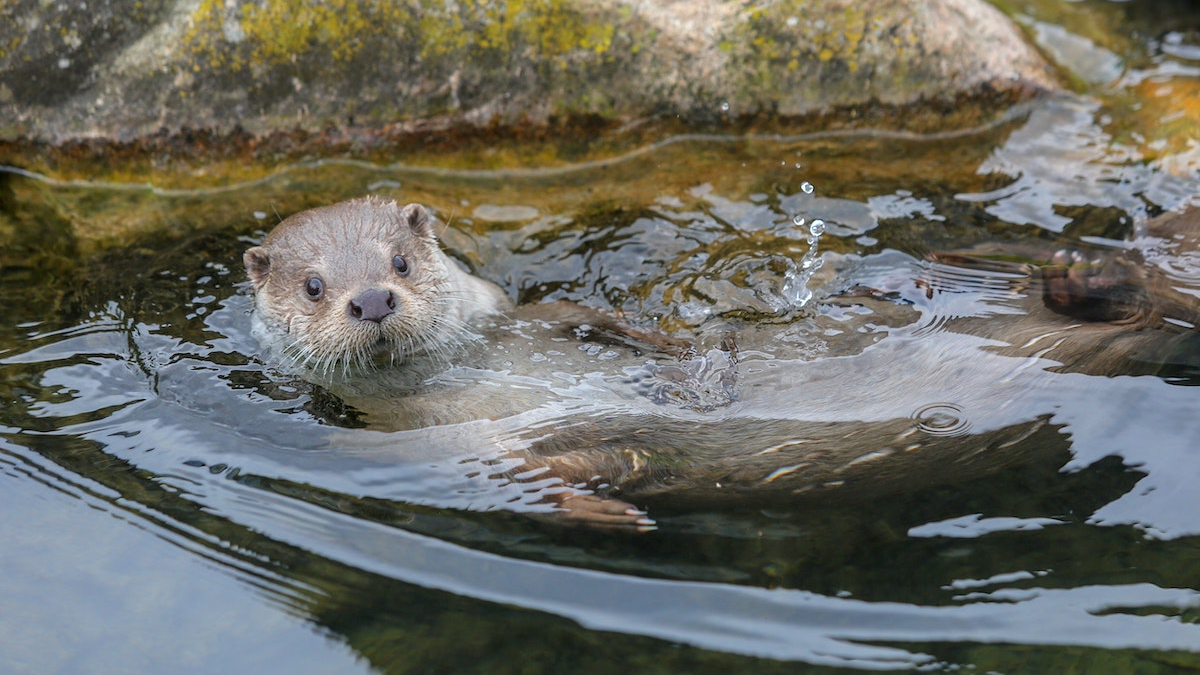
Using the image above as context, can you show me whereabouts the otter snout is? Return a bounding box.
[349,288,396,323]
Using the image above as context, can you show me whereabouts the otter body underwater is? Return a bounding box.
[244,197,1200,528]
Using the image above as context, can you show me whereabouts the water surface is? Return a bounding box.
[4,9,1200,674]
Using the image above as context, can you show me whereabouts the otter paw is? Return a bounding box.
[554,493,657,532]
[1042,249,1146,322]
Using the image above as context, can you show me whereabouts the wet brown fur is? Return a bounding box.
[246,199,1200,527]
[245,198,512,379]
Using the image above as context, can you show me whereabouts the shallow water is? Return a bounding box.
[6,9,1200,675]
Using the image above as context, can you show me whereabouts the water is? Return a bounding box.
[5,11,1200,675]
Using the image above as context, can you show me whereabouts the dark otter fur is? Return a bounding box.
[246,198,1200,529]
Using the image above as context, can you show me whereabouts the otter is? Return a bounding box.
[245,197,684,527]
[245,197,1200,529]
[244,198,513,378]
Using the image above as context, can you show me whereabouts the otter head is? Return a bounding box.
[244,197,481,376]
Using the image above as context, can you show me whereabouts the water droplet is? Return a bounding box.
[792,215,806,227]
[801,182,814,194]
[912,403,971,436]
[720,101,730,112]
[794,163,803,169]
[809,219,826,236]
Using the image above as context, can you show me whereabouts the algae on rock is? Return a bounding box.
[1,0,1059,144]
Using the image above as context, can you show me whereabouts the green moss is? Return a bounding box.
[177,0,626,122]
[238,0,411,64]
[184,0,615,73]
[416,0,615,66]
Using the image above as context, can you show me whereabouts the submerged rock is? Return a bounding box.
[0,0,1059,144]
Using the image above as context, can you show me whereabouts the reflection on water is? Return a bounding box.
[5,92,1200,673]
[958,97,1198,232]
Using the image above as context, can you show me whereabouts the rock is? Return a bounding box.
[0,0,1059,144]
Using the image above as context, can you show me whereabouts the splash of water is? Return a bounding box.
[779,207,826,308]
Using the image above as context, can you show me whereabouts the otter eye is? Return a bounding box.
[392,254,410,277]
[304,277,325,300]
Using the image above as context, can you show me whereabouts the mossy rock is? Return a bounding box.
[0,0,1059,144]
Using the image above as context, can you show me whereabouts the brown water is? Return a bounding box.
[5,5,1200,675]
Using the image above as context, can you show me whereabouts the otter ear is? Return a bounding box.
[398,203,436,238]
[244,246,271,287]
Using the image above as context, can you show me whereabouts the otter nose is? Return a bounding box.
[348,288,396,323]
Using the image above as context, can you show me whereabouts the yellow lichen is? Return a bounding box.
[183,0,243,71]
[183,0,615,76]
[418,0,614,66]
[237,0,395,64]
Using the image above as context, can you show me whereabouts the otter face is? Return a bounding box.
[244,197,472,375]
